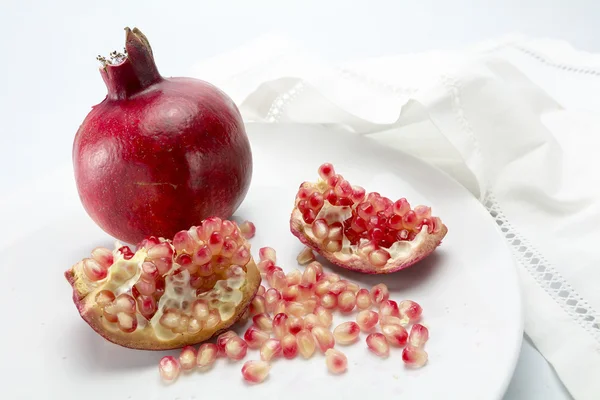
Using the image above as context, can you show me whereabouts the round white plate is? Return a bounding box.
[1,124,522,400]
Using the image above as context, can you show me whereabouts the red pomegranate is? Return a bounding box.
[73,27,252,244]
[290,163,448,274]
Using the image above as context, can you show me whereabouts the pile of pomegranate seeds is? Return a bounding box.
[158,246,430,384]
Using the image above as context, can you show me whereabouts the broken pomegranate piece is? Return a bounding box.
[290,163,448,274]
[64,217,261,350]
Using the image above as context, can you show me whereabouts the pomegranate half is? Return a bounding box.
[290,163,448,274]
[65,217,260,350]
[73,27,252,244]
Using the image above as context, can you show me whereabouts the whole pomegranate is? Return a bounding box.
[73,27,252,244]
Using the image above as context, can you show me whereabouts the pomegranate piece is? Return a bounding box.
[297,247,316,265]
[325,349,348,374]
[74,28,252,245]
[409,323,429,348]
[402,345,428,368]
[356,310,379,331]
[197,343,218,369]
[64,219,261,350]
[179,346,198,371]
[242,360,271,384]
[366,333,390,358]
[281,334,299,359]
[239,221,256,239]
[159,356,180,382]
[260,339,282,362]
[290,163,448,273]
[333,321,361,345]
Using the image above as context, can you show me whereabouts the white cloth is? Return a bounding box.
[190,34,600,399]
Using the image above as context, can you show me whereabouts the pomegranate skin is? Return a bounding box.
[73,28,252,244]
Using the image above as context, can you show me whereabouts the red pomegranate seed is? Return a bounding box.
[402,345,428,368]
[350,185,366,203]
[393,198,411,216]
[381,323,408,347]
[216,330,238,355]
[91,247,114,269]
[274,299,287,314]
[257,285,266,297]
[259,247,276,263]
[188,318,202,334]
[399,300,423,322]
[140,261,159,280]
[356,310,379,331]
[303,297,318,314]
[325,348,348,374]
[286,270,302,286]
[409,324,429,348]
[135,278,156,296]
[219,238,237,258]
[380,315,403,327]
[320,293,337,309]
[257,259,274,274]
[315,280,331,297]
[172,230,195,254]
[327,281,346,296]
[402,210,417,230]
[82,258,108,281]
[309,261,324,279]
[312,219,329,241]
[303,313,321,330]
[324,239,342,253]
[286,301,305,317]
[265,288,281,313]
[244,326,270,349]
[250,295,266,316]
[366,333,390,357]
[118,245,135,260]
[242,360,271,384]
[282,285,299,301]
[298,186,313,200]
[147,242,173,260]
[343,281,360,294]
[312,326,335,353]
[296,329,316,358]
[287,316,305,335]
[357,202,375,220]
[338,290,357,313]
[281,334,299,359]
[379,300,401,318]
[318,163,335,180]
[205,310,221,329]
[370,283,390,305]
[252,313,273,332]
[308,192,324,211]
[117,312,137,333]
[159,310,180,329]
[193,245,212,265]
[260,339,282,361]
[324,188,338,205]
[197,343,218,369]
[179,346,197,371]
[239,220,256,239]
[137,295,157,318]
[369,248,391,267]
[208,231,224,254]
[273,313,289,339]
[327,223,343,241]
[333,321,360,345]
[315,306,333,328]
[356,289,372,310]
[95,290,115,308]
[414,205,432,220]
[296,247,316,265]
[225,336,248,360]
[327,174,342,188]
[159,356,180,382]
[302,208,317,224]
[268,270,287,292]
[232,246,251,265]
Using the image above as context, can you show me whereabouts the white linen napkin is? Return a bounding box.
[190,34,600,399]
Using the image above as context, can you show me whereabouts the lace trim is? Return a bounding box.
[510,43,600,76]
[441,74,600,342]
[265,81,305,123]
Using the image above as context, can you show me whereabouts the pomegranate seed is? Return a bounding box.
[356,310,379,331]
[414,205,432,220]
[303,313,321,330]
[312,219,329,240]
[173,230,195,253]
[350,185,366,203]
[338,290,356,313]
[326,273,340,283]
[252,313,273,332]
[82,258,108,281]
[315,306,333,328]
[379,300,400,318]
[333,321,360,345]
[370,283,389,305]
[273,313,289,339]
[300,266,316,286]
[366,333,390,357]
[355,289,372,310]
[244,326,270,349]
[242,360,271,384]
[179,346,197,371]
[95,290,115,308]
[343,281,360,294]
[402,345,428,368]
[140,261,159,280]
[399,300,423,322]
[290,329,316,359]
[431,216,443,233]
[118,245,135,260]
[409,324,429,348]
[133,278,154,296]
[193,245,212,265]
[327,223,343,241]
[312,326,335,353]
[287,316,305,335]
[296,247,315,265]
[232,246,251,265]
[239,220,256,239]
[265,288,281,313]
[159,310,180,329]
[91,247,114,269]
[216,330,238,355]
[205,310,221,329]
[147,242,173,260]
[303,297,318,314]
[274,299,287,314]
[188,318,202,334]
[286,301,305,317]
[324,239,342,253]
[381,323,408,347]
[260,339,282,361]
[282,285,299,301]
[357,202,375,220]
[320,293,337,309]
[159,356,180,382]
[225,336,248,360]
[208,231,224,254]
[249,295,266,316]
[257,259,274,274]
[137,295,157,318]
[220,237,237,258]
[308,192,324,211]
[268,270,287,292]
[402,210,417,230]
[259,247,276,262]
[196,343,218,369]
[309,261,324,279]
[380,315,404,327]
[393,198,411,216]
[257,285,266,297]
[325,348,348,374]
[369,249,391,267]
[298,186,313,200]
[117,312,137,333]
[281,334,299,359]
[286,270,302,286]
[318,163,335,180]
[315,280,331,297]
[328,281,347,296]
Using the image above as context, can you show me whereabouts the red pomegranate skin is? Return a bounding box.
[73,28,252,244]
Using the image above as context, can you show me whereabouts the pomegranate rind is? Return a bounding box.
[65,234,261,351]
[290,181,448,274]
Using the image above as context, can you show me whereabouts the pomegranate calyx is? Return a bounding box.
[99,27,162,100]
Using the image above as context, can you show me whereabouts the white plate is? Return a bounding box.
[1,124,522,400]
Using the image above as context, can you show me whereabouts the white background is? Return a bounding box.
[2,1,598,398]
